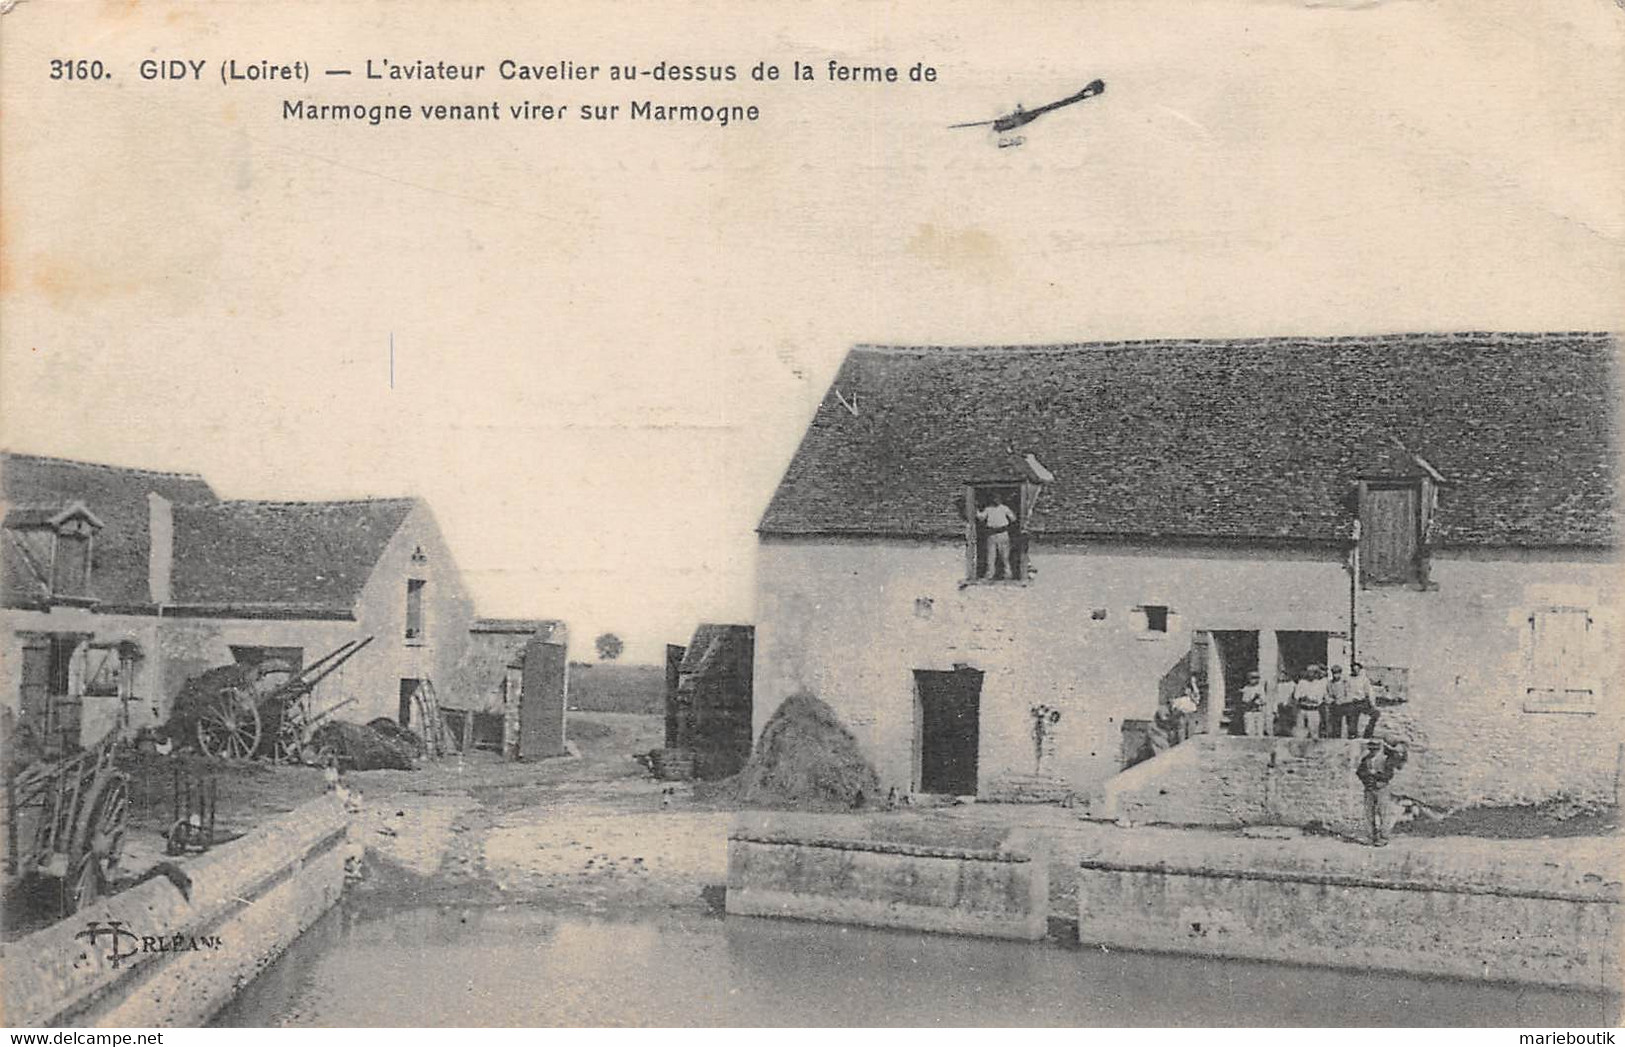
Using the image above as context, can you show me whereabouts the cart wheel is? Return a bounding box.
[65,853,104,914]
[197,692,263,759]
[87,774,130,866]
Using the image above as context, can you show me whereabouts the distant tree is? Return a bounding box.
[594,633,625,661]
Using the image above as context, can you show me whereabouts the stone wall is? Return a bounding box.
[1075,831,1622,991]
[725,812,1047,940]
[0,794,355,1027]
[1094,736,1385,837]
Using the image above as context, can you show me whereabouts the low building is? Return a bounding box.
[753,332,1620,812]
[2,452,483,751]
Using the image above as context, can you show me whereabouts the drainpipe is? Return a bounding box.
[1347,520,1361,664]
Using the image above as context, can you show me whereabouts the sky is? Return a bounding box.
[2,0,1621,662]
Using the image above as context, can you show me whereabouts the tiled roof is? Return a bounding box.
[679,624,751,675]
[759,332,1618,548]
[1,452,218,607]
[170,499,417,613]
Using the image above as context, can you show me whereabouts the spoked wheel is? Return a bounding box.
[87,774,130,867]
[65,853,104,915]
[196,691,263,759]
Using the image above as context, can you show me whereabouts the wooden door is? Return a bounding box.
[916,669,981,795]
[1361,486,1419,584]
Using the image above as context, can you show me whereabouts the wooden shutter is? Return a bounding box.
[963,486,978,580]
[1360,486,1419,584]
[1528,607,1594,705]
[52,532,90,597]
[1017,482,1040,576]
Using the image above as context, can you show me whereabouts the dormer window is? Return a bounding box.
[3,502,105,603]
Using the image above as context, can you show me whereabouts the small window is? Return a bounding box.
[965,484,1025,582]
[1525,606,1595,713]
[405,579,426,642]
[1134,605,1177,639]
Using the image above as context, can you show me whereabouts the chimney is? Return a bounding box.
[148,492,173,605]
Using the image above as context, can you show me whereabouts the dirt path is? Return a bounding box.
[349,712,733,918]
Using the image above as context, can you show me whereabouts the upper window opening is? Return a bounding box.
[405,578,426,642]
[1144,606,1170,633]
[966,484,1024,582]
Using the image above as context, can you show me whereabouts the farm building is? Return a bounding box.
[753,332,1621,817]
[0,452,506,754]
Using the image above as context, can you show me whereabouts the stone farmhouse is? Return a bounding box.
[754,332,1619,818]
[2,452,480,751]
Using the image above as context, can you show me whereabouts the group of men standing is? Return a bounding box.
[1236,662,1381,739]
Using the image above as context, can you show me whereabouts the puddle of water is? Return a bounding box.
[215,902,1619,1027]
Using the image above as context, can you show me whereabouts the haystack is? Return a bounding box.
[732,692,879,809]
[163,664,262,749]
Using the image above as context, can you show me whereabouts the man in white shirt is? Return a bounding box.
[1295,664,1328,738]
[1346,662,1380,739]
[1239,670,1269,736]
[975,494,1018,580]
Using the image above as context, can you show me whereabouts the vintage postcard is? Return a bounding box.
[0,0,1621,1032]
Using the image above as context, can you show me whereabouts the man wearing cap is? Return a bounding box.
[1356,739,1409,845]
[1239,670,1269,736]
[1324,664,1352,738]
[1295,664,1327,738]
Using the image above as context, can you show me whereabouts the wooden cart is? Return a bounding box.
[190,638,373,762]
[4,734,130,916]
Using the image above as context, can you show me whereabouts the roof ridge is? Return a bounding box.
[851,331,1615,356]
[0,450,209,481]
[194,496,419,510]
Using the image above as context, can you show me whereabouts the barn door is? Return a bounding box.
[915,668,981,795]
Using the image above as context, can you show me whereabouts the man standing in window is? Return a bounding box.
[976,493,1018,580]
